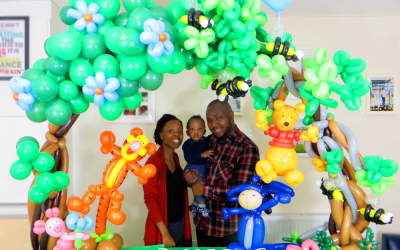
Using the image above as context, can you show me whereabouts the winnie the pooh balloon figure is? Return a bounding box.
[255,100,319,187]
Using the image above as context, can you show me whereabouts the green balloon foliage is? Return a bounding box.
[257,54,289,83]
[97,0,120,19]
[26,101,47,123]
[44,36,56,57]
[105,26,125,53]
[33,58,46,71]
[174,22,189,46]
[167,0,187,24]
[22,68,46,82]
[112,12,130,27]
[16,136,39,149]
[52,32,81,60]
[17,141,39,162]
[169,48,186,74]
[80,34,106,59]
[333,50,367,83]
[120,54,147,80]
[139,67,163,90]
[93,54,120,78]
[250,85,274,110]
[36,172,57,193]
[60,6,76,25]
[164,21,176,43]
[114,28,144,57]
[31,153,55,172]
[116,74,139,97]
[69,57,95,86]
[123,0,149,13]
[127,7,154,32]
[32,76,59,102]
[10,160,33,180]
[59,80,79,101]
[97,20,116,39]
[68,92,90,114]
[145,50,173,74]
[45,98,72,126]
[68,24,88,40]
[46,71,68,84]
[149,5,172,23]
[53,171,70,191]
[121,91,142,110]
[99,99,124,121]
[47,56,71,76]
[29,185,48,204]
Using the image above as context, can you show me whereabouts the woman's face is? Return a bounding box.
[160,120,183,149]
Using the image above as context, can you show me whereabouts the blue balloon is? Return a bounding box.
[66,213,79,230]
[76,218,87,230]
[84,215,95,230]
[262,0,293,13]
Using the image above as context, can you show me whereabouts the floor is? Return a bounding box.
[0,219,31,249]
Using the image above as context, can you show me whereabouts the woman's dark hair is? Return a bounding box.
[186,115,205,129]
[154,114,183,145]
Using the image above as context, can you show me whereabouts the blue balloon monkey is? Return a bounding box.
[222,175,299,250]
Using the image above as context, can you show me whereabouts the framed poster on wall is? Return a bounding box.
[0,16,29,80]
[365,74,396,114]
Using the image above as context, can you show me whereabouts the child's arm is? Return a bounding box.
[182,142,203,163]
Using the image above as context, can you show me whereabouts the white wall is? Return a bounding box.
[70,15,400,247]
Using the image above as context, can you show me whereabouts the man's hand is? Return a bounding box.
[201,150,214,159]
[183,169,198,187]
[192,175,205,196]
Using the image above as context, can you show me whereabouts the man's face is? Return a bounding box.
[206,105,234,139]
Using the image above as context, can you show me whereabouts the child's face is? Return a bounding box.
[187,119,205,142]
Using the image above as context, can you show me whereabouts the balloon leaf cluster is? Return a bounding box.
[90,226,115,243]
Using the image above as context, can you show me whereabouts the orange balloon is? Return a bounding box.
[130,128,143,137]
[100,131,115,147]
[145,143,157,155]
[96,184,108,195]
[97,240,118,250]
[111,233,124,250]
[140,164,157,179]
[67,197,84,212]
[107,210,126,225]
[101,145,112,154]
[88,185,97,193]
[110,200,122,210]
[138,178,148,185]
[82,191,96,206]
[81,206,90,215]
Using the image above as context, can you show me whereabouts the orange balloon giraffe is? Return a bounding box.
[67,128,157,235]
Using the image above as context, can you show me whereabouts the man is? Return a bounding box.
[183,100,260,247]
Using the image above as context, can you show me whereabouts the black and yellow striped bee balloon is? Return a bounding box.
[179,8,214,30]
[211,76,252,102]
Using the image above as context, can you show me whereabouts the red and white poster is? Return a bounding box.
[0,17,29,80]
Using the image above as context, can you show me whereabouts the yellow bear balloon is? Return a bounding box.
[255,100,319,187]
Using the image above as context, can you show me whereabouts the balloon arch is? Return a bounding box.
[8,0,397,249]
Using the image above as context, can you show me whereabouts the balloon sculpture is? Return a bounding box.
[67,128,157,236]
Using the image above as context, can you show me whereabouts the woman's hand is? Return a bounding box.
[162,232,176,248]
[183,169,198,187]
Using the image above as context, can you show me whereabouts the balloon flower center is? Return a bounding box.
[95,88,103,95]
[84,13,93,22]
[159,33,167,42]
[13,93,19,101]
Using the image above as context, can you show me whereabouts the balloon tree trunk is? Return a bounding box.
[28,114,79,250]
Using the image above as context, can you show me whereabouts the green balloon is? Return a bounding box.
[99,99,124,121]
[115,28,144,57]
[60,6,76,25]
[122,0,148,13]
[68,0,79,7]
[59,80,79,101]
[97,0,120,19]
[127,7,154,32]
[29,185,48,204]
[53,32,81,60]
[116,74,139,97]
[68,92,90,114]
[32,76,59,102]
[44,36,56,57]
[17,141,39,162]
[97,20,116,39]
[173,22,188,46]
[167,0,187,24]
[120,54,146,80]
[47,56,71,76]
[42,58,50,73]
[22,68,45,82]
[33,58,46,70]
[26,101,47,123]
[69,57,94,86]
[10,160,33,180]
[169,49,185,74]
[80,34,106,59]
[164,21,176,43]
[112,12,130,27]
[105,26,125,53]
[148,0,155,7]
[84,93,95,103]
[121,91,142,109]
[36,172,57,193]
[31,152,55,172]
[139,67,163,90]
[149,5,172,22]
[46,71,68,84]
[145,50,173,73]
[93,54,120,78]
[45,98,72,126]
[68,24,88,40]
[53,171,70,191]
[16,136,39,149]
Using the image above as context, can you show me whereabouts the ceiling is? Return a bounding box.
[6,0,400,16]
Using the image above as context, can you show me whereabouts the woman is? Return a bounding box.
[143,114,192,247]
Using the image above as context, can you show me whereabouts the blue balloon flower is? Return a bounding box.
[83,71,120,106]
[67,0,105,34]
[9,76,35,112]
[66,213,95,231]
[140,18,174,58]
